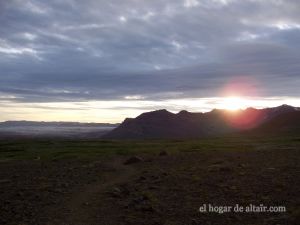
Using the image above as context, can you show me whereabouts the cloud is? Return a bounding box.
[0,0,299,105]
[183,0,199,8]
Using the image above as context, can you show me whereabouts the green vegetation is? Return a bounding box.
[0,134,299,161]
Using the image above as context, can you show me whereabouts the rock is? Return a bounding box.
[124,156,143,165]
[212,160,224,165]
[191,219,199,225]
[148,185,158,190]
[16,191,24,198]
[144,158,153,162]
[133,196,147,204]
[50,199,59,204]
[159,150,168,156]
[219,166,232,173]
[52,188,64,193]
[230,185,237,190]
[110,187,122,198]
[238,163,247,168]
[140,205,155,212]
[137,176,146,182]
[161,171,168,176]
[208,164,232,173]
[109,186,130,198]
[128,195,149,206]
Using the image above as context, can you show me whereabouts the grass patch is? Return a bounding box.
[0,133,299,161]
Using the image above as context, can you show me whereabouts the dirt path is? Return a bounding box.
[64,158,137,225]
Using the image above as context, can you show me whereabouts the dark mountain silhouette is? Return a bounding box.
[103,105,299,139]
[249,110,300,134]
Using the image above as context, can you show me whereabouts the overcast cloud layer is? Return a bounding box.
[1,0,300,104]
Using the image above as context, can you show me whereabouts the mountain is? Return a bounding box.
[103,105,299,139]
[249,110,300,134]
[103,109,232,139]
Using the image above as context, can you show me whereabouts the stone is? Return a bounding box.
[124,156,143,165]
[159,150,168,156]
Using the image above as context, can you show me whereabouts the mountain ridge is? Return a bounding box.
[103,105,300,139]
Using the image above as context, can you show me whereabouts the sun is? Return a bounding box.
[220,96,246,111]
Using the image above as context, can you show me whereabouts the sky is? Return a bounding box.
[0,0,300,122]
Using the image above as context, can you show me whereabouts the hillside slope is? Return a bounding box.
[250,111,300,134]
[103,105,299,139]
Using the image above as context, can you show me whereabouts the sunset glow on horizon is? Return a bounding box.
[1,96,300,123]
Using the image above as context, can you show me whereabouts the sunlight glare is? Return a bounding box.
[220,97,247,111]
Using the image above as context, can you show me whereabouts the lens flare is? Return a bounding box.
[219,96,248,110]
[221,76,262,97]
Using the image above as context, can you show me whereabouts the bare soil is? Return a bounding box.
[0,142,299,225]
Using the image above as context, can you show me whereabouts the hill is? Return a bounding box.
[249,111,300,134]
[103,105,299,139]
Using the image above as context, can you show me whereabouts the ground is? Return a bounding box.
[0,135,299,225]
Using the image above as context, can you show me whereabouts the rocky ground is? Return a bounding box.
[0,138,299,225]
